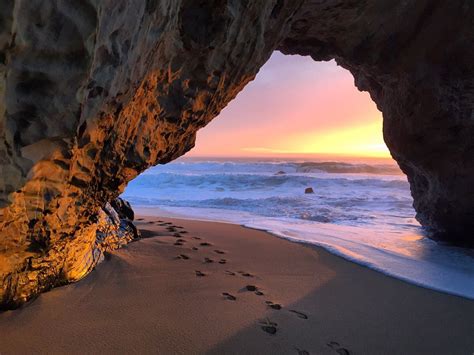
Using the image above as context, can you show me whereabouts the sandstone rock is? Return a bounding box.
[305,187,314,194]
[0,1,473,308]
[1,198,139,309]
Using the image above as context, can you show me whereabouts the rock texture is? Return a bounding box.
[279,1,474,244]
[0,1,473,307]
[1,197,139,309]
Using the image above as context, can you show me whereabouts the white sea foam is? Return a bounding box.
[123,158,474,299]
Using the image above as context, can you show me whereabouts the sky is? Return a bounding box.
[186,52,390,158]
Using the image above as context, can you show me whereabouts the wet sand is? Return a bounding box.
[1,216,473,354]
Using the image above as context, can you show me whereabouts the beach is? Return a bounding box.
[1,216,473,354]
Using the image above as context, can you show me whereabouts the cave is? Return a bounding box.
[0,1,473,309]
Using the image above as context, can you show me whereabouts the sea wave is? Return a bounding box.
[131,172,409,190]
[142,160,403,176]
[295,161,401,175]
[122,158,474,299]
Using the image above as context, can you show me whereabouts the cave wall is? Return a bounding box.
[279,0,474,242]
[0,0,473,308]
[0,0,305,308]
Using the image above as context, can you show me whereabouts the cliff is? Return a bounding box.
[0,0,473,308]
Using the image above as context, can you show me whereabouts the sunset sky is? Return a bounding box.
[187,52,390,158]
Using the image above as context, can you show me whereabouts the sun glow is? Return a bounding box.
[284,121,390,158]
[188,53,392,159]
[241,120,390,158]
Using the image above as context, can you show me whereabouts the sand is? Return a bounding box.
[0,216,473,354]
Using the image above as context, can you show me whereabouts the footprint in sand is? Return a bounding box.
[225,270,236,276]
[180,231,189,234]
[173,233,182,238]
[289,310,308,319]
[200,242,212,247]
[245,285,264,295]
[174,242,183,246]
[192,247,199,251]
[136,218,144,221]
[327,341,350,355]
[295,348,310,355]
[176,254,189,260]
[259,318,278,335]
[265,301,282,310]
[195,270,206,277]
[238,271,254,278]
[214,249,225,254]
[204,257,214,263]
[192,236,202,240]
[222,292,237,301]
[175,238,186,243]
[218,259,227,264]
[245,285,257,292]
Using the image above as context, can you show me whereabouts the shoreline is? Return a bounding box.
[134,206,474,301]
[1,215,473,354]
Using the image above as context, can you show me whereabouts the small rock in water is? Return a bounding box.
[304,187,314,194]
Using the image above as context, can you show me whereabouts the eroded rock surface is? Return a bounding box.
[0,0,473,308]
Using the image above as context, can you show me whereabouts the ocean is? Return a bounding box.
[122,156,474,299]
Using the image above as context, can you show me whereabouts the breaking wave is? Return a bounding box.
[122,158,474,299]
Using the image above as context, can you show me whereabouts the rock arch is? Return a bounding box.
[0,1,472,308]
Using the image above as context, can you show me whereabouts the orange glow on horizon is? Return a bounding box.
[242,121,390,158]
[187,53,392,160]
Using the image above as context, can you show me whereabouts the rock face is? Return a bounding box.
[1,197,139,309]
[279,1,474,245]
[0,1,472,307]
